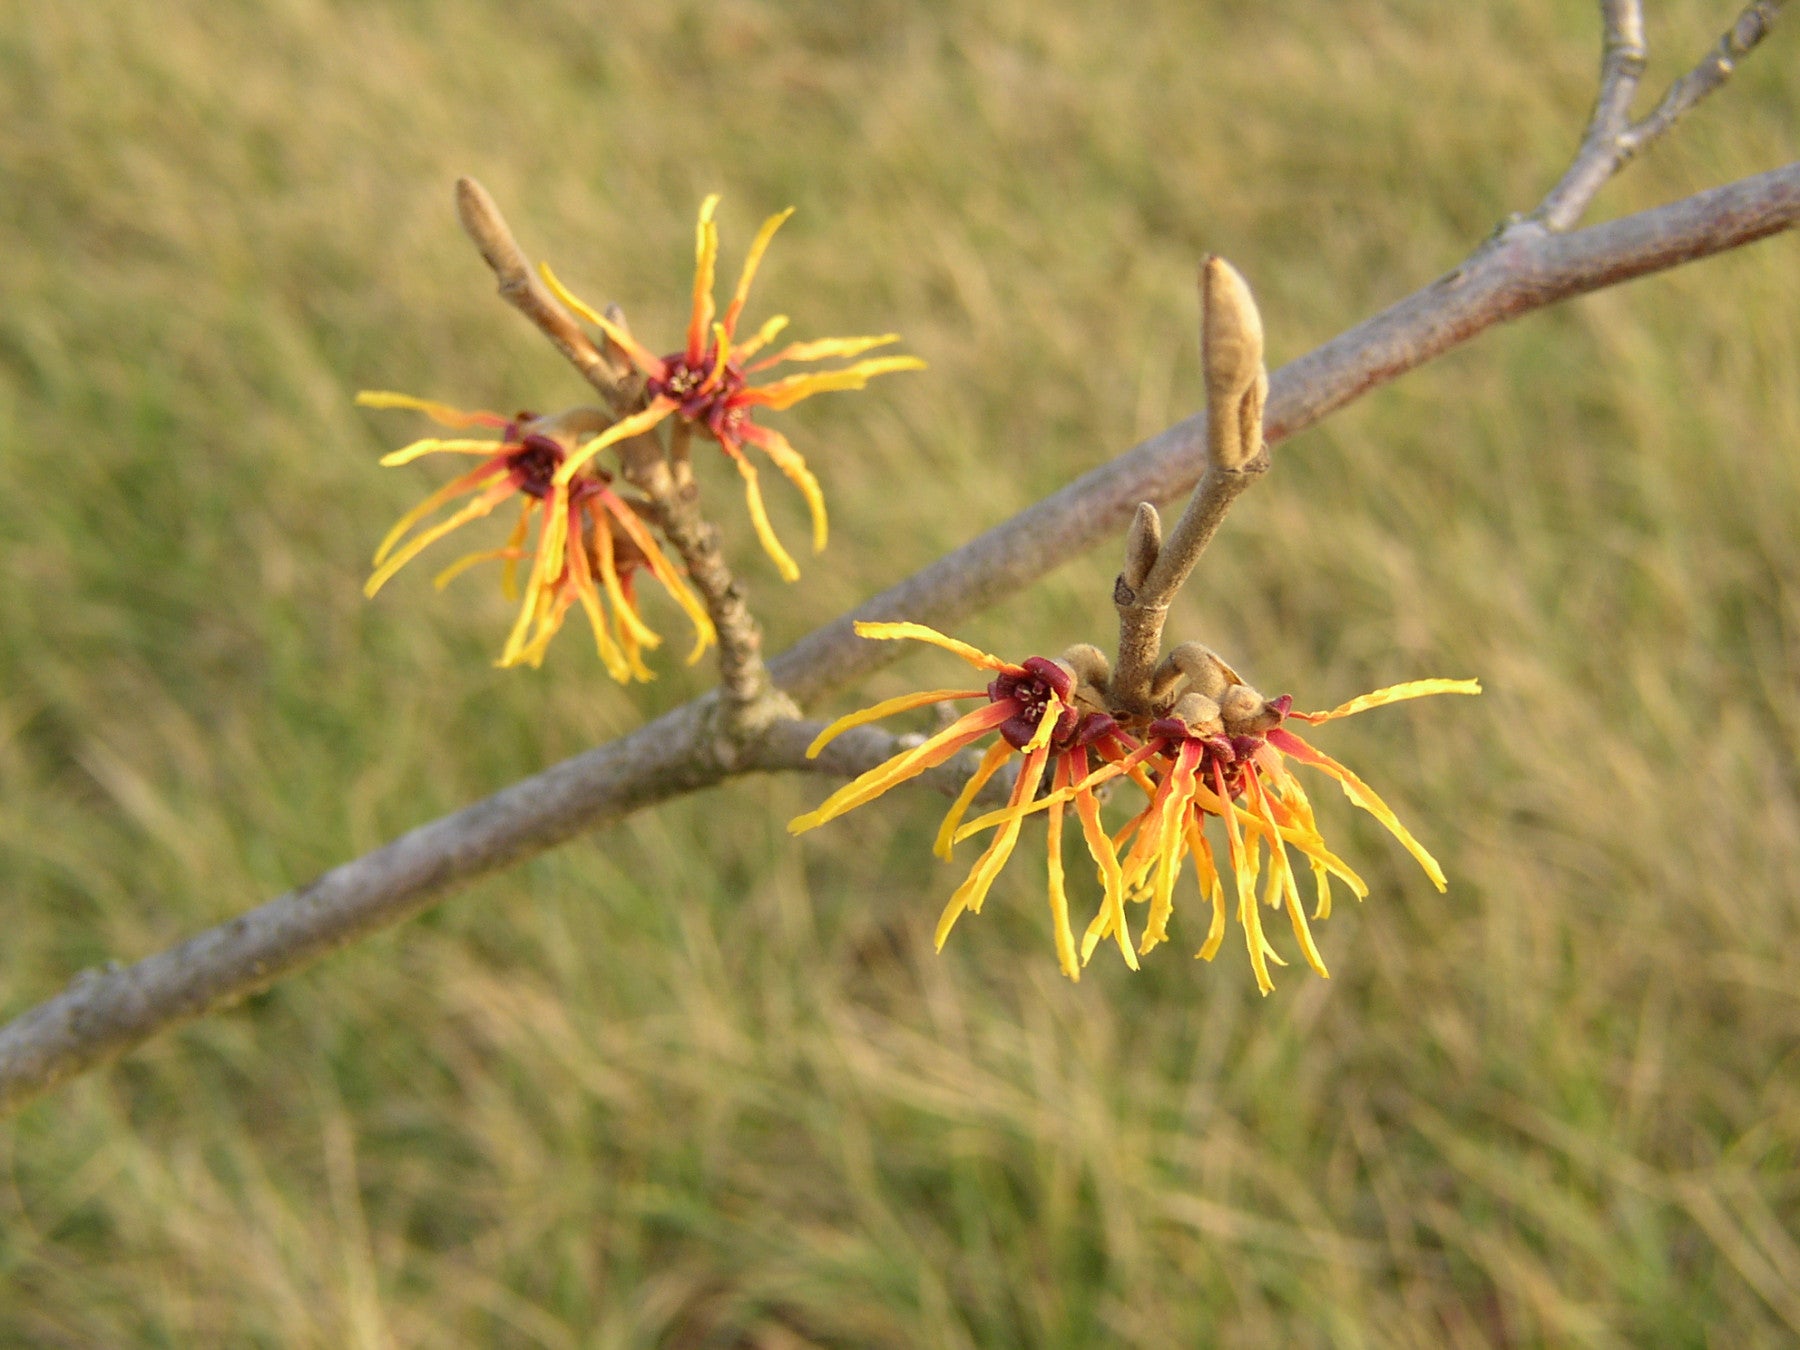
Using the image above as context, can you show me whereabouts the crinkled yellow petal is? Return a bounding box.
[1189,822,1228,962]
[745,355,928,411]
[805,688,984,760]
[498,502,532,602]
[1251,774,1328,978]
[1269,729,1448,891]
[554,399,677,484]
[1044,758,1080,981]
[850,621,1014,673]
[1294,678,1482,724]
[574,576,633,683]
[591,512,662,653]
[734,314,789,361]
[600,494,715,662]
[432,545,524,591]
[372,463,509,567]
[935,746,1049,948]
[722,206,793,338]
[1073,774,1136,970]
[356,390,506,428]
[740,424,828,553]
[379,438,505,467]
[935,740,1013,861]
[748,333,899,371]
[500,485,568,665]
[538,263,669,378]
[365,479,515,597]
[789,701,1014,834]
[721,440,800,581]
[687,194,721,363]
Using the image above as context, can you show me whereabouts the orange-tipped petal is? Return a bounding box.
[742,355,927,411]
[365,478,515,597]
[432,545,525,590]
[372,463,509,567]
[934,740,1013,860]
[1044,760,1080,981]
[1073,769,1136,970]
[1189,822,1229,962]
[747,333,899,371]
[499,501,532,601]
[788,701,1014,834]
[733,314,790,361]
[356,390,508,428]
[379,438,507,467]
[687,194,721,363]
[554,399,677,484]
[1291,678,1482,724]
[538,264,669,378]
[849,622,1015,673]
[720,439,800,581]
[805,688,985,759]
[1268,729,1448,891]
[722,206,794,339]
[935,746,1049,947]
[599,492,716,662]
[740,424,828,553]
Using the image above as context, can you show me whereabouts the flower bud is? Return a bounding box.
[1120,502,1162,594]
[1200,256,1267,472]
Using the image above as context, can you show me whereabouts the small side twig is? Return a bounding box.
[1533,0,1785,232]
[1110,257,1269,716]
[455,177,630,409]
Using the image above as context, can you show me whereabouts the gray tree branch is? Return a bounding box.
[2,160,1791,1117]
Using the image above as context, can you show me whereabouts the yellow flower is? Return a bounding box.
[1106,679,1481,993]
[358,391,714,678]
[789,622,1149,981]
[537,196,925,581]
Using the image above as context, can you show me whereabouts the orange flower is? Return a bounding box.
[788,622,1147,980]
[538,196,925,581]
[359,391,714,679]
[1108,679,1481,993]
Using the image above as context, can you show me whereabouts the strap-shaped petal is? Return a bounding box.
[935,745,1049,948]
[741,355,926,411]
[553,398,677,484]
[379,438,506,467]
[1292,678,1482,724]
[537,263,670,379]
[356,390,507,429]
[687,194,721,363]
[720,439,800,581]
[806,688,983,760]
[739,423,828,553]
[849,621,1016,673]
[934,740,1013,861]
[365,477,516,597]
[722,206,794,339]
[371,463,510,567]
[1268,728,1447,891]
[747,333,898,372]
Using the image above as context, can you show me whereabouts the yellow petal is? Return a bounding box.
[789,702,1013,834]
[687,194,721,362]
[934,740,1013,860]
[1271,730,1448,891]
[1295,678,1482,724]
[538,263,668,377]
[721,440,800,581]
[745,355,927,411]
[356,390,505,428]
[365,479,515,597]
[554,399,677,484]
[1044,762,1080,981]
[748,333,899,371]
[849,621,1013,673]
[379,438,505,467]
[732,314,790,360]
[432,545,524,590]
[600,493,716,661]
[741,424,828,553]
[805,688,984,759]
[722,206,794,338]
[935,747,1048,948]
[372,463,509,566]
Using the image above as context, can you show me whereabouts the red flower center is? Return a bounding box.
[649,351,747,438]
[988,657,1114,753]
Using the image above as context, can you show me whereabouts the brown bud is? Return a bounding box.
[1171,692,1224,737]
[1121,502,1162,594]
[1219,682,1285,735]
[1059,643,1112,699]
[1200,256,1267,472]
[1169,641,1236,699]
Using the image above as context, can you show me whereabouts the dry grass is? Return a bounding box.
[2,0,1798,1343]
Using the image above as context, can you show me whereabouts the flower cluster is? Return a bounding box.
[791,622,1478,989]
[540,195,925,581]
[358,392,713,679]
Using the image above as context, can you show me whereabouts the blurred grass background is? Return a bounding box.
[2,0,1797,1343]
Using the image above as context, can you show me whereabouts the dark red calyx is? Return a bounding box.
[649,351,745,426]
[989,658,1078,751]
[508,433,566,499]
[1266,694,1292,721]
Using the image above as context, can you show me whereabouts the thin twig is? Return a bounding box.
[1617,1,1787,162]
[455,178,628,407]
[1533,0,1785,232]
[2,162,1793,1117]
